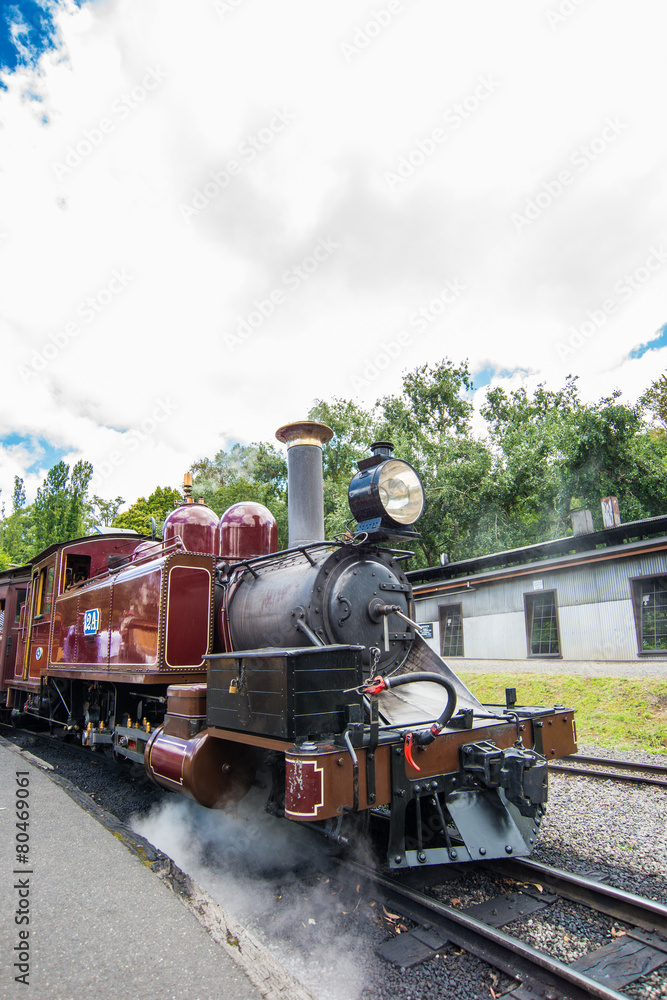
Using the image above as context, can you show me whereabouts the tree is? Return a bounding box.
[308,398,377,538]
[100,360,667,572]
[0,477,34,564]
[12,477,26,511]
[190,442,287,494]
[639,374,667,464]
[186,440,289,547]
[642,372,667,439]
[375,360,494,567]
[113,486,183,536]
[305,363,667,568]
[32,460,93,553]
[91,495,125,527]
[308,362,496,566]
[482,379,667,542]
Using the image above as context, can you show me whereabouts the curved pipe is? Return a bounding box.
[384,671,458,735]
[365,671,458,737]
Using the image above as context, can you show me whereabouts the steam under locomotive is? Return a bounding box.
[0,421,577,868]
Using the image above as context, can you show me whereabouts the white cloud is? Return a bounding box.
[0,0,665,507]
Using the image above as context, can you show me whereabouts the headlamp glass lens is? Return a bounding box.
[377,460,424,524]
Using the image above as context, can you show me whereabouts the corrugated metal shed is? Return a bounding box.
[412,525,667,670]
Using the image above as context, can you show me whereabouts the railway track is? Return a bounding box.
[0,722,145,774]
[328,855,667,1000]
[4,724,666,999]
[548,755,667,788]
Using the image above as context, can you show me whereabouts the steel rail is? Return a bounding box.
[332,857,631,1000]
[562,755,667,775]
[548,756,667,789]
[490,857,667,936]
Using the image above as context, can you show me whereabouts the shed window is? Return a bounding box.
[524,591,560,657]
[635,577,667,653]
[439,603,463,657]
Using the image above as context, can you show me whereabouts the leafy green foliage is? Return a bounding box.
[1,361,665,572]
[32,460,93,553]
[308,398,376,538]
[91,495,125,527]
[482,379,667,541]
[113,486,183,536]
[0,477,34,565]
[642,373,667,431]
[188,441,289,548]
[190,442,287,493]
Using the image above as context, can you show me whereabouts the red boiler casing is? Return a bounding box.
[218,502,278,560]
[163,500,219,557]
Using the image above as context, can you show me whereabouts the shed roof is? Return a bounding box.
[407,513,667,591]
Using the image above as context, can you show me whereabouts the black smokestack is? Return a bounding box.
[275,421,333,547]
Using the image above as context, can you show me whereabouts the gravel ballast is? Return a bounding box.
[4,728,666,1000]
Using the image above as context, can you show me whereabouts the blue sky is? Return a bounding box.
[1,434,65,473]
[0,1,80,77]
[630,323,667,361]
[1,0,666,508]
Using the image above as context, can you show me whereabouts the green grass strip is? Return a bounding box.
[458,673,667,755]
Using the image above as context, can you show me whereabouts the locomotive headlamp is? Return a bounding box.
[348,442,424,535]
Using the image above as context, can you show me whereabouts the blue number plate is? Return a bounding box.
[83,609,100,636]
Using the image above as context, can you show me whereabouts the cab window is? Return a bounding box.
[15,589,26,624]
[63,555,91,592]
[36,566,55,617]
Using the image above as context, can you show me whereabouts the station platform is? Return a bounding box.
[0,738,309,1000]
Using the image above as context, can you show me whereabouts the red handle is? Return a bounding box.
[404,732,421,772]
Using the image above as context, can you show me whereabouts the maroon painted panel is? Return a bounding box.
[111,566,161,668]
[27,556,57,679]
[285,755,325,819]
[0,573,29,690]
[50,595,78,666]
[165,566,211,667]
[58,536,140,588]
[53,580,113,668]
[149,731,186,785]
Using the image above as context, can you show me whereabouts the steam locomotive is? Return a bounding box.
[0,421,577,868]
